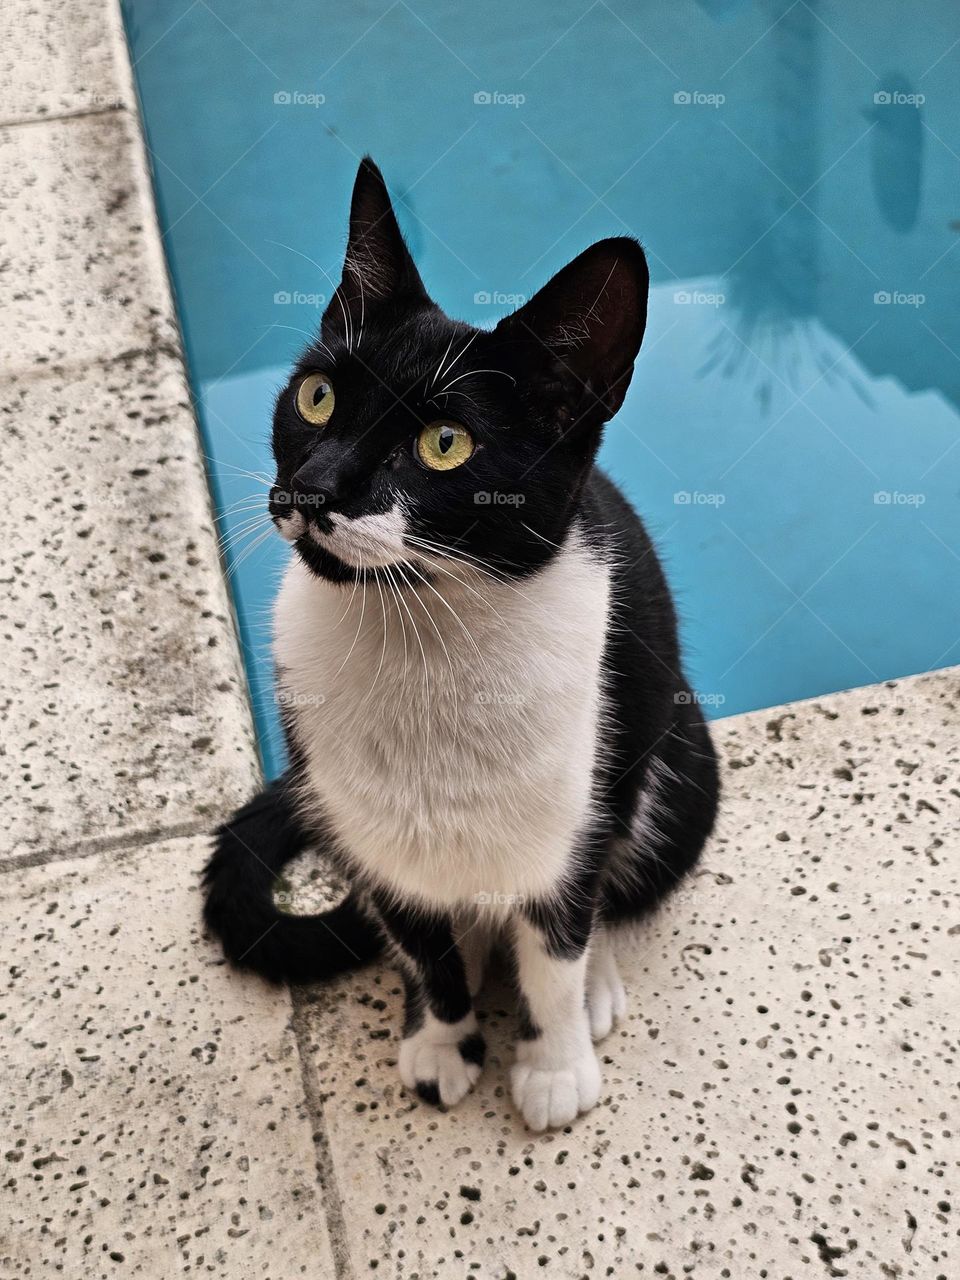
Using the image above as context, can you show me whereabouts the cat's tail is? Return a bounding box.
[202,776,383,984]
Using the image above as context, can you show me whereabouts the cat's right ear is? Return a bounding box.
[329,158,428,328]
[494,237,649,432]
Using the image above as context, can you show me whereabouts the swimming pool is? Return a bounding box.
[122,0,960,777]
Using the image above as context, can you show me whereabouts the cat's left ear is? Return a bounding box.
[329,157,428,330]
[494,237,648,428]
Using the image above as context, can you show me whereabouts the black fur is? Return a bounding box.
[374,893,473,1025]
[201,776,382,984]
[458,1033,487,1068]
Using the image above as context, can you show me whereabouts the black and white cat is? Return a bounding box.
[203,158,719,1131]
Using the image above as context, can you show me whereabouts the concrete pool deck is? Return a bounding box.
[1,4,957,1277]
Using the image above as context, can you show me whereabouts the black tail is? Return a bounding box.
[202,776,383,984]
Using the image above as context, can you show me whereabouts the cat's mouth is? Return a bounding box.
[274,505,409,571]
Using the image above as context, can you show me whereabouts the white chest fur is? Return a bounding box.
[273,536,611,909]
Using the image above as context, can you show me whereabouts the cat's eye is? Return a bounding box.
[295,372,335,426]
[416,420,474,471]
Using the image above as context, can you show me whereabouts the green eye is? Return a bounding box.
[416,421,474,471]
[296,372,335,426]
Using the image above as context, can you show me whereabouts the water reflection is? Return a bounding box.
[867,74,924,234]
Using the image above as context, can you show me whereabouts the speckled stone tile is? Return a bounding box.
[0,0,133,124]
[292,667,959,1279]
[0,352,259,864]
[0,834,336,1279]
[0,109,178,372]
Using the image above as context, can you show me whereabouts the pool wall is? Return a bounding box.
[122,0,960,776]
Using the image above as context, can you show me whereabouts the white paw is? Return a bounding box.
[586,962,627,1041]
[399,1032,483,1107]
[511,1048,601,1131]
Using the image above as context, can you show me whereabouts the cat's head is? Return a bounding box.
[269,157,648,584]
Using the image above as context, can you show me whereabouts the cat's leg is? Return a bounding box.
[373,894,485,1107]
[510,908,602,1131]
[585,925,627,1041]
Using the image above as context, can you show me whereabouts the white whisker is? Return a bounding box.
[438,367,516,393]
[437,330,478,386]
[335,555,367,675]
[429,332,458,391]
[225,527,273,579]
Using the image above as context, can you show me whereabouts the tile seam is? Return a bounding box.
[290,994,358,1280]
[1,818,213,873]
[0,103,131,132]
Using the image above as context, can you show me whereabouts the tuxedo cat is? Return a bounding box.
[203,158,719,1131]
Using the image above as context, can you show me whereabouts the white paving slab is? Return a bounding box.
[0,108,178,373]
[0,351,259,864]
[0,834,338,1279]
[0,0,133,125]
[4,7,957,1276]
[290,667,959,1279]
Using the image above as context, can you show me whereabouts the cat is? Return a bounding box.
[203,157,720,1131]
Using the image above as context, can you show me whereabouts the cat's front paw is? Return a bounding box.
[399,1022,486,1107]
[511,1046,601,1131]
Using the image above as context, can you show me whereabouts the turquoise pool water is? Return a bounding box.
[123,0,960,777]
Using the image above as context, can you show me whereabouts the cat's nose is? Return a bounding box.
[290,451,358,512]
[288,473,331,510]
